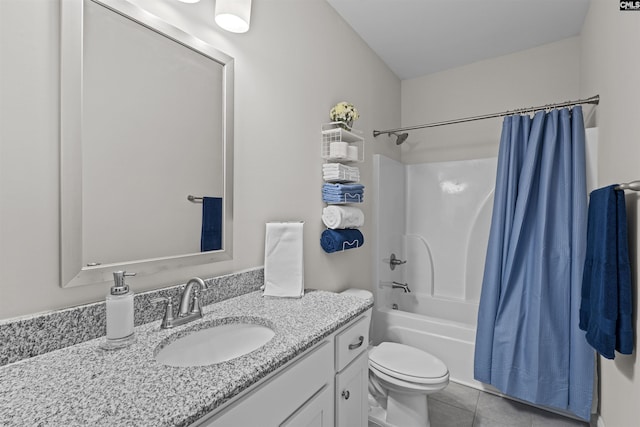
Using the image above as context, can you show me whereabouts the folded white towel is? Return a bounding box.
[263,222,304,298]
[323,165,359,177]
[322,163,343,169]
[323,163,358,171]
[323,170,359,176]
[322,172,360,179]
[323,163,360,183]
[322,206,365,229]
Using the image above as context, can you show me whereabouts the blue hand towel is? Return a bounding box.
[579,185,633,359]
[320,229,364,253]
[201,197,222,252]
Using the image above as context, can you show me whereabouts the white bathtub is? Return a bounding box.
[393,291,478,326]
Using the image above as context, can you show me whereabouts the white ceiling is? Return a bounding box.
[326,0,591,80]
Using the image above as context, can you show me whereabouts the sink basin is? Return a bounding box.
[155,322,275,367]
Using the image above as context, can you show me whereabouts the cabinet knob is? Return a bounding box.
[341,390,350,400]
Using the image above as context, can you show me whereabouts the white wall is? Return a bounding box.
[0,0,401,319]
[580,1,640,425]
[400,37,582,164]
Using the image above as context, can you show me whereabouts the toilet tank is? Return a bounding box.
[340,288,373,301]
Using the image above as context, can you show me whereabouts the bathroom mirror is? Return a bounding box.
[60,0,234,288]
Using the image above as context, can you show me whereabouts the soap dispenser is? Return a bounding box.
[102,271,136,350]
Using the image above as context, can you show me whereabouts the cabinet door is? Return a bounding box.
[280,384,333,427]
[200,341,333,427]
[335,351,368,427]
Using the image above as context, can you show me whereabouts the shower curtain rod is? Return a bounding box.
[372,95,600,137]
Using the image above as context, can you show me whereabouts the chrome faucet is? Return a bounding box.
[152,277,208,329]
[392,281,411,293]
[178,277,206,317]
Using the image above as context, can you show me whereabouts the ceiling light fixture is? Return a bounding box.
[215,0,252,33]
[176,0,200,4]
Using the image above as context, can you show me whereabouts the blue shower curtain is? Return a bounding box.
[474,107,594,420]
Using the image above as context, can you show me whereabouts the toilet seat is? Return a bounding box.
[370,363,449,394]
[369,342,449,385]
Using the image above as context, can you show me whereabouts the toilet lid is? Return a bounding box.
[369,342,448,384]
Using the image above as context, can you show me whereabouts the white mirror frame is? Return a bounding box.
[60,0,234,288]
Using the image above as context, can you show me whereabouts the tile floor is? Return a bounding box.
[373,381,593,427]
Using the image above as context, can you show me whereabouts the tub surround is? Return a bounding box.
[0,268,264,366]
[0,289,372,426]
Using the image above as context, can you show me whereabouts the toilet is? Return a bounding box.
[341,289,449,427]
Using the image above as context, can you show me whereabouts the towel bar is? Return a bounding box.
[187,195,203,203]
[615,180,640,191]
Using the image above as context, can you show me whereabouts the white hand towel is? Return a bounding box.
[263,222,304,298]
[322,206,365,229]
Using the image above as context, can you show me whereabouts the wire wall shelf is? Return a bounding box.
[319,122,365,253]
[321,122,365,163]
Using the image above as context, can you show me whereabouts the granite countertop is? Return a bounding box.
[0,290,372,426]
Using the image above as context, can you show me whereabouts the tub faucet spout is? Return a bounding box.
[392,281,411,293]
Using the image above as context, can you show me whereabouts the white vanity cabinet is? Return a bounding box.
[195,311,370,427]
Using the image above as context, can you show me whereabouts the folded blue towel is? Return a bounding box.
[322,188,364,194]
[320,229,364,253]
[322,192,364,198]
[322,193,364,203]
[579,185,633,359]
[323,185,364,190]
[323,183,365,192]
[201,197,222,252]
